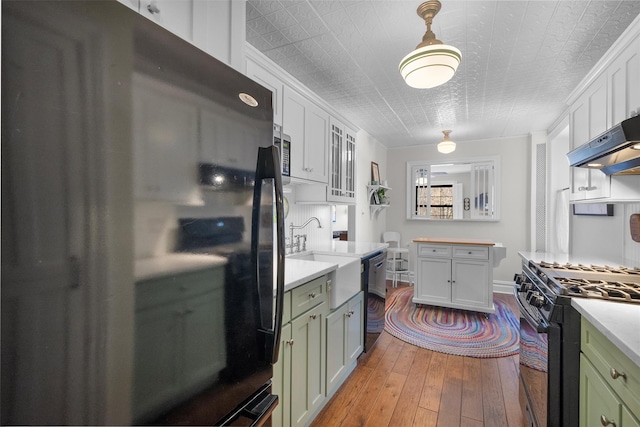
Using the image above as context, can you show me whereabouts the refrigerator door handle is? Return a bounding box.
[251,145,285,364]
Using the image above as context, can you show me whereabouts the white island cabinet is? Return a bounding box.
[413,238,506,314]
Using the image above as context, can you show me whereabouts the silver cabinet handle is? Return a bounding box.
[345,310,354,318]
[309,292,316,298]
[147,2,160,14]
[600,415,616,426]
[286,339,294,346]
[309,313,317,320]
[610,368,627,380]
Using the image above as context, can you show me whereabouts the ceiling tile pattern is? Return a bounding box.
[247,1,640,148]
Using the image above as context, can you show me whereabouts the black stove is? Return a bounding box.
[527,260,640,301]
[515,259,640,427]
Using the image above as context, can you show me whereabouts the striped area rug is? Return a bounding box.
[384,287,519,358]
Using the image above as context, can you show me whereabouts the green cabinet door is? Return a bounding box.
[326,304,348,395]
[581,354,622,427]
[346,292,364,365]
[272,323,292,427]
[290,301,326,427]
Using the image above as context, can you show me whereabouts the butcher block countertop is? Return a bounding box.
[413,237,496,246]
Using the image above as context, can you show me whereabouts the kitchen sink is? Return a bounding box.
[288,252,361,309]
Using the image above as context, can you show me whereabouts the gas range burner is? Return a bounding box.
[554,277,640,303]
[538,261,640,275]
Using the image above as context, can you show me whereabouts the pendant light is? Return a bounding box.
[437,130,456,153]
[399,0,461,89]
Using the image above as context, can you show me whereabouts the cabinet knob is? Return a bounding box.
[287,339,294,346]
[610,368,627,380]
[600,415,616,426]
[309,292,316,299]
[309,313,317,320]
[345,310,354,318]
[468,251,473,254]
[146,2,160,14]
[432,249,436,252]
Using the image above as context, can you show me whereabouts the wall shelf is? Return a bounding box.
[367,184,391,216]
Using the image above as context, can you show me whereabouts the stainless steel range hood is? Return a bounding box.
[567,115,640,175]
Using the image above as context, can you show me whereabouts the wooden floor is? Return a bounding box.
[310,284,524,427]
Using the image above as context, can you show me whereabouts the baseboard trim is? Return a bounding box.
[493,280,515,294]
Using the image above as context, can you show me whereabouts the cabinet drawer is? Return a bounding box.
[452,246,489,260]
[418,244,452,258]
[581,318,640,415]
[136,267,224,310]
[291,275,327,319]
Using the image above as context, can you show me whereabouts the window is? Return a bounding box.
[429,185,454,219]
[406,157,500,221]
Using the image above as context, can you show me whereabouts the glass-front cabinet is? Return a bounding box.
[327,117,356,204]
[406,156,500,221]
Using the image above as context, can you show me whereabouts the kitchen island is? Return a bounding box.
[412,237,507,313]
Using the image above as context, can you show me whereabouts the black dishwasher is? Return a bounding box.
[361,250,387,352]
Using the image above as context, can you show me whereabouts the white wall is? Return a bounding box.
[283,188,333,249]
[350,130,388,243]
[386,135,530,282]
[571,203,640,267]
[546,123,571,254]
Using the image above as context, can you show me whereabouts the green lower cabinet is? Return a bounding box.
[273,280,364,427]
[273,276,328,427]
[272,323,291,427]
[580,318,640,427]
[291,301,326,427]
[581,354,624,427]
[326,292,363,396]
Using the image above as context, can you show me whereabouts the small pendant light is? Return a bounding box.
[437,130,456,153]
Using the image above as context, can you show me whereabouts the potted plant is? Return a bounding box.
[377,188,387,205]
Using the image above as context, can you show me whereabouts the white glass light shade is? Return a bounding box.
[399,44,462,89]
[437,140,456,153]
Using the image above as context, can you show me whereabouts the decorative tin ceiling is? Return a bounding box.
[247,1,640,148]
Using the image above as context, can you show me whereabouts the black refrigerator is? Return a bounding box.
[1,1,285,425]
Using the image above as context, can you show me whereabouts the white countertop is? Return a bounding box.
[284,258,337,293]
[518,251,640,366]
[571,299,640,366]
[135,253,228,281]
[307,240,388,258]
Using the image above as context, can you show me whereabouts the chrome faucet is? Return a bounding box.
[289,217,322,254]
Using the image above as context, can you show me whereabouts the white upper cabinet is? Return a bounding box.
[567,28,640,202]
[138,0,194,42]
[569,74,611,201]
[119,0,245,70]
[246,58,284,127]
[608,36,640,126]
[283,87,329,184]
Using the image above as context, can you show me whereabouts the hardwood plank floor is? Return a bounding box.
[310,284,524,427]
